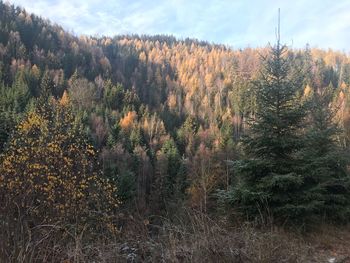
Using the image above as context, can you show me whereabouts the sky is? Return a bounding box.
[7,0,350,51]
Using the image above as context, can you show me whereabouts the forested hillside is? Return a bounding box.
[1,1,350,262]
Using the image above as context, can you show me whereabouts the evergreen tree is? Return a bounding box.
[299,86,350,221]
[37,71,54,118]
[153,139,183,212]
[161,138,181,197]
[229,41,307,222]
[0,71,30,152]
[103,80,124,110]
[0,113,13,153]
[115,170,136,203]
[39,71,54,100]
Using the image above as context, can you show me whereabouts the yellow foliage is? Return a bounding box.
[0,101,119,222]
[31,64,41,79]
[304,84,312,97]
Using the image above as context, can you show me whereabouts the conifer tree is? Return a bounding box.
[37,71,54,119]
[161,139,181,197]
[298,86,350,221]
[230,40,307,222]
[39,71,54,100]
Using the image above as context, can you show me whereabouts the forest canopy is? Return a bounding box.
[1,1,350,261]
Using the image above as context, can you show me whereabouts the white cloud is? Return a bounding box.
[6,0,350,51]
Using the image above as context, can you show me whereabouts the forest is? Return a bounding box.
[1,1,350,262]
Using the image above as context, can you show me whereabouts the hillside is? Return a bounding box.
[1,1,350,262]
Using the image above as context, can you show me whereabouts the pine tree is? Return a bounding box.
[230,40,307,222]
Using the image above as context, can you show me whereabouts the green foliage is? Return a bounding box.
[103,80,124,110]
[0,71,31,151]
[298,86,350,221]
[0,71,30,113]
[37,71,54,114]
[40,71,54,97]
[123,88,140,112]
[223,43,350,225]
[0,112,14,152]
[107,122,120,147]
[219,119,235,149]
[130,127,143,149]
[175,158,189,199]
[228,42,309,223]
[177,116,198,154]
[116,170,136,202]
[152,138,184,211]
[2,0,350,227]
[161,138,181,194]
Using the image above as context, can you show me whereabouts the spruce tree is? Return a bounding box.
[231,40,307,222]
[298,86,350,222]
[40,72,53,99]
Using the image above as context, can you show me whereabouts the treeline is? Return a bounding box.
[1,2,350,256]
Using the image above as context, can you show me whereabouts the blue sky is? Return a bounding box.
[7,0,350,51]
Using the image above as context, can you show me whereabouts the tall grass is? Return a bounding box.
[3,206,348,262]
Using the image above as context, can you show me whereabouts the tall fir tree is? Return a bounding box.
[229,39,308,223]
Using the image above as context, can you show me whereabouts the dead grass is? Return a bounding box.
[1,208,350,262]
[147,210,311,263]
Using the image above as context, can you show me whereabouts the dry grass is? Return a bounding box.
[1,208,350,262]
[147,210,311,263]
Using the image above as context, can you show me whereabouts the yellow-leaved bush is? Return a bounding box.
[0,98,119,222]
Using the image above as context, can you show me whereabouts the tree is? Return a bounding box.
[177,115,198,155]
[120,111,137,130]
[162,139,181,192]
[188,143,218,213]
[39,71,53,101]
[161,139,181,196]
[0,112,13,153]
[228,40,307,223]
[0,71,30,152]
[59,90,69,106]
[68,76,96,111]
[133,145,152,211]
[0,98,119,223]
[298,86,350,221]
[103,80,124,110]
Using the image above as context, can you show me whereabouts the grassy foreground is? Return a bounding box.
[3,209,350,262]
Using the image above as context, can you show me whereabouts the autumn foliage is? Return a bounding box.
[2,1,350,261]
[120,110,137,130]
[0,99,119,222]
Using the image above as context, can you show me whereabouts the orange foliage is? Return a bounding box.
[167,93,177,110]
[120,111,137,130]
[60,90,69,106]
